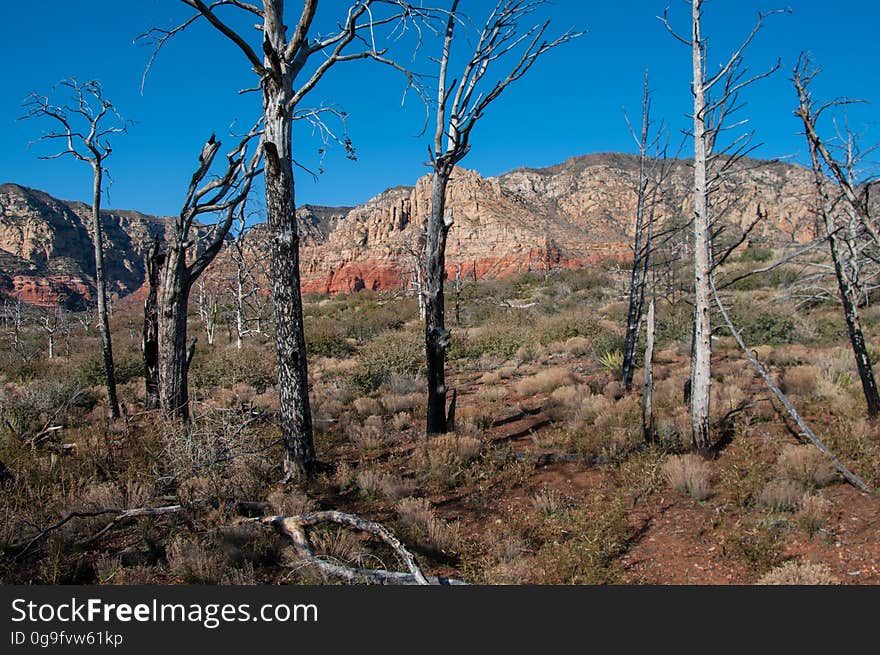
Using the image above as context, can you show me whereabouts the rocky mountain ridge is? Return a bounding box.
[0,153,818,306]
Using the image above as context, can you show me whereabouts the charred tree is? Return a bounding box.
[423,0,581,435]
[150,0,435,480]
[156,130,261,422]
[793,57,880,417]
[143,235,162,411]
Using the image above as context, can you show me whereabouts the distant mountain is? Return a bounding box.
[0,153,818,306]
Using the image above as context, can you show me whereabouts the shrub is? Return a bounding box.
[757,560,839,585]
[797,493,830,534]
[167,536,225,584]
[415,434,482,487]
[356,469,417,501]
[353,330,423,392]
[514,367,575,396]
[777,445,837,488]
[305,318,354,358]
[781,366,820,397]
[758,479,802,512]
[662,454,712,500]
[395,497,458,553]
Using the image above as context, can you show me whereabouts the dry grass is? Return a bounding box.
[355,468,417,501]
[758,479,803,512]
[395,497,458,553]
[166,536,225,584]
[515,366,575,397]
[797,492,831,534]
[382,392,421,413]
[353,396,383,416]
[781,365,820,397]
[415,433,482,487]
[266,488,316,516]
[777,444,838,489]
[662,454,713,500]
[757,560,840,585]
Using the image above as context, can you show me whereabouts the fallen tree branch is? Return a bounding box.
[11,505,184,562]
[258,511,466,585]
[710,277,873,493]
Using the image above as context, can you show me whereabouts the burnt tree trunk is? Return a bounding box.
[827,231,880,416]
[143,236,161,410]
[425,169,453,435]
[262,14,315,479]
[157,245,193,422]
[91,162,121,419]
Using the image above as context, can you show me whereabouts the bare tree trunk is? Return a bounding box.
[622,74,651,392]
[689,1,712,453]
[262,33,315,478]
[91,163,121,419]
[143,236,161,411]
[827,230,880,415]
[425,170,453,435]
[794,59,880,417]
[157,246,192,422]
[642,294,656,441]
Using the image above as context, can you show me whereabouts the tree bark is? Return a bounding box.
[157,245,192,422]
[622,75,651,392]
[143,236,161,411]
[425,170,453,435]
[826,231,880,416]
[690,0,712,453]
[642,294,656,442]
[262,8,316,479]
[91,162,120,419]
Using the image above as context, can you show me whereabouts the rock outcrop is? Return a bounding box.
[0,153,818,306]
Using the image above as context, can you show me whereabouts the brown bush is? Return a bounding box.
[662,454,712,500]
[781,365,820,397]
[415,434,482,487]
[757,560,839,585]
[758,479,802,512]
[515,367,575,397]
[777,444,837,488]
[395,497,458,553]
[797,493,831,534]
[355,468,417,501]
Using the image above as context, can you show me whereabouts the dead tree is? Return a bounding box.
[793,56,880,416]
[21,79,127,418]
[423,0,581,434]
[642,291,656,442]
[620,71,672,393]
[711,277,871,493]
[229,207,265,349]
[661,2,784,453]
[196,276,221,347]
[39,306,64,360]
[146,0,435,480]
[143,235,162,410]
[155,129,261,422]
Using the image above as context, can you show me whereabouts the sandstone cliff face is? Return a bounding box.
[288,154,818,294]
[0,153,819,306]
[0,183,172,307]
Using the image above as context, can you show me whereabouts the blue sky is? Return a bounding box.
[0,1,877,217]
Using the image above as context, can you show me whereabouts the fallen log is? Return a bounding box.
[257,511,467,586]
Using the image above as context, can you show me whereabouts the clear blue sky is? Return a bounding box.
[0,1,877,217]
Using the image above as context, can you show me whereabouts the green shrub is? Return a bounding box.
[353,329,423,392]
[305,318,354,358]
